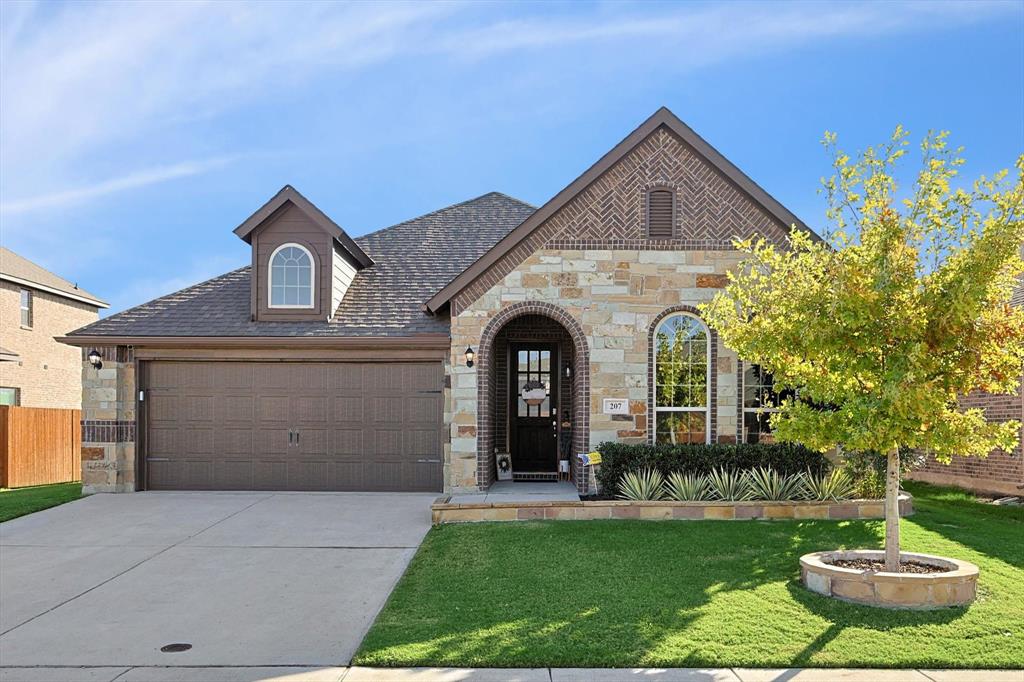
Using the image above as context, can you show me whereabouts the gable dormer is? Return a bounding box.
[233,186,372,322]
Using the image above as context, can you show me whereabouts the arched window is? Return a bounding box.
[653,313,710,444]
[269,243,314,308]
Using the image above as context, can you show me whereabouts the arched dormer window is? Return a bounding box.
[269,243,314,308]
[653,312,710,444]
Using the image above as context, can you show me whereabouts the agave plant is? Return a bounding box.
[665,471,712,501]
[801,468,857,501]
[707,468,752,501]
[746,466,805,501]
[617,468,666,501]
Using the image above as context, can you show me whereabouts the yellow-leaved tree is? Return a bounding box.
[702,129,1024,570]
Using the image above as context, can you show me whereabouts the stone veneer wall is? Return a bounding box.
[448,248,745,492]
[80,346,136,492]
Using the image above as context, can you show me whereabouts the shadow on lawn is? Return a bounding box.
[359,517,922,667]
[783,580,966,666]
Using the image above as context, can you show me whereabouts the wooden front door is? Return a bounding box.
[510,344,559,472]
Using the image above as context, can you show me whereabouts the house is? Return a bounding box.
[58,108,828,493]
[1,248,108,408]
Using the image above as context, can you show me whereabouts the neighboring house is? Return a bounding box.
[907,273,1024,497]
[54,108,858,493]
[0,248,108,409]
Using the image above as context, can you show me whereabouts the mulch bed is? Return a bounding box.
[828,558,949,574]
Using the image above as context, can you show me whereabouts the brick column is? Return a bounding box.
[80,346,136,492]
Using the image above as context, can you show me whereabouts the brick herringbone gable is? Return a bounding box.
[453,126,793,314]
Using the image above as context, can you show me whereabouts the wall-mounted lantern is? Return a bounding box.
[565,363,572,379]
[465,346,475,368]
[87,349,103,370]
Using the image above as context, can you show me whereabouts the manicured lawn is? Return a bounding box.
[355,482,1023,669]
[0,482,82,523]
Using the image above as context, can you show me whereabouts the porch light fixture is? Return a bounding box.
[87,349,103,370]
[465,346,475,368]
[565,364,572,379]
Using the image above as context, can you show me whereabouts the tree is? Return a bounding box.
[702,129,1024,570]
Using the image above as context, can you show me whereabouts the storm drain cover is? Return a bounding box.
[160,643,192,653]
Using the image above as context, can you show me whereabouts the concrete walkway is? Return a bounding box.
[0,492,436,670]
[0,666,1018,682]
[448,480,581,504]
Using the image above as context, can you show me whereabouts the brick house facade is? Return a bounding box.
[1,249,107,409]
[61,108,1021,496]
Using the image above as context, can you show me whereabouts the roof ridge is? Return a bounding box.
[355,191,535,243]
[70,265,249,334]
[0,246,107,304]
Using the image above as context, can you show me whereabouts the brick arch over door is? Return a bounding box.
[477,301,591,493]
[648,305,718,445]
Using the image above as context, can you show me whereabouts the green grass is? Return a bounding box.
[355,482,1023,669]
[0,482,82,523]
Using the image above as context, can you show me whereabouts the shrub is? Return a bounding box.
[746,467,805,501]
[802,468,857,501]
[595,441,829,494]
[840,451,887,499]
[708,468,752,501]
[617,468,665,501]
[665,472,711,501]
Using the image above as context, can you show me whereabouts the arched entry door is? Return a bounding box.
[509,343,559,472]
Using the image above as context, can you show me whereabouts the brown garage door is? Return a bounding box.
[143,361,443,492]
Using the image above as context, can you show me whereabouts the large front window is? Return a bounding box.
[654,313,710,444]
[741,363,794,443]
[269,244,314,308]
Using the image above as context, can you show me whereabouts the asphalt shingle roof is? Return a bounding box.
[69,192,535,338]
[1,247,107,307]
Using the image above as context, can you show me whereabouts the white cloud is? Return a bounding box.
[0,156,234,214]
[0,0,1014,221]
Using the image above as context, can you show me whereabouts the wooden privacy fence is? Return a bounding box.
[0,406,81,488]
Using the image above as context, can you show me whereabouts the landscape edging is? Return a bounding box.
[431,493,913,523]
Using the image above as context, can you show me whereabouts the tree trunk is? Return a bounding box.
[884,447,901,571]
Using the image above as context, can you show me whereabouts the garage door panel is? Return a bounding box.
[255,428,289,455]
[223,396,254,422]
[328,364,363,390]
[405,363,442,391]
[370,397,403,423]
[218,428,254,455]
[405,429,440,456]
[254,460,287,489]
[254,364,293,389]
[293,396,328,423]
[218,460,255,489]
[297,428,328,455]
[146,361,442,492]
[147,394,179,422]
[406,396,440,424]
[331,396,363,422]
[332,429,363,455]
[257,395,290,422]
[187,396,216,422]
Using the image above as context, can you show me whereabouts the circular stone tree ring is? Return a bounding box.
[800,549,979,609]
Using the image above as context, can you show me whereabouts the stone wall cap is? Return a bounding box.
[800,550,978,582]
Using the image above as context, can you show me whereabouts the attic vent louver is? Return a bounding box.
[647,189,675,238]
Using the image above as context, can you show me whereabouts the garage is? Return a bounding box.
[143,360,444,492]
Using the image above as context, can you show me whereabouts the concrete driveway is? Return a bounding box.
[0,491,435,681]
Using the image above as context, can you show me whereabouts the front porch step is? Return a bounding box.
[512,471,559,482]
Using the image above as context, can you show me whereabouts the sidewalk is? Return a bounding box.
[3,666,1019,681]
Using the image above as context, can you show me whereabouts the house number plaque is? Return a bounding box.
[602,398,629,415]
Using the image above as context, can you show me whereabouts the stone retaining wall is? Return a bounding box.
[800,550,978,609]
[431,493,912,524]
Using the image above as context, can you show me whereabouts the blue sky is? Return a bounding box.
[1,0,1022,316]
